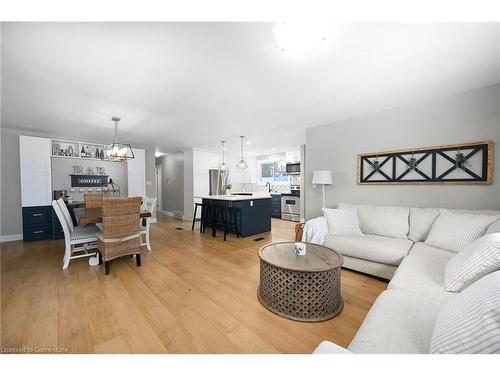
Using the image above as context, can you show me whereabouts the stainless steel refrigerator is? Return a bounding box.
[209,168,229,195]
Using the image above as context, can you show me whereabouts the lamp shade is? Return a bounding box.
[312,170,333,185]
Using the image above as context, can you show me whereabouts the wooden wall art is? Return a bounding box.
[357,140,493,185]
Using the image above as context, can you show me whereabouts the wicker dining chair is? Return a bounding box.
[84,192,103,208]
[96,197,142,275]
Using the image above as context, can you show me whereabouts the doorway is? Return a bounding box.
[155,165,162,214]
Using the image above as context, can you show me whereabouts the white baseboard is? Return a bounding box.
[159,210,186,220]
[160,210,174,217]
[0,233,23,243]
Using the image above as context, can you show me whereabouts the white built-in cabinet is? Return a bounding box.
[285,150,301,163]
[127,148,146,198]
[19,136,52,207]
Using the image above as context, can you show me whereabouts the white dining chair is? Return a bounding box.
[140,197,157,251]
[57,198,74,231]
[52,200,100,269]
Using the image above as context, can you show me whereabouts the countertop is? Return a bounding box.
[195,193,272,201]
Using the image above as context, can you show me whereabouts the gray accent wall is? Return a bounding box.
[305,83,500,219]
[0,127,157,237]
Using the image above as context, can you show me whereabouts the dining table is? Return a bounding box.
[74,207,151,225]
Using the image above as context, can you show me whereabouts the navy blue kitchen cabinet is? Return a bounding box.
[22,206,53,241]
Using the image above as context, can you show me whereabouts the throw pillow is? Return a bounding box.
[338,203,409,239]
[430,270,500,354]
[408,207,441,242]
[444,233,500,292]
[322,207,364,237]
[424,212,499,253]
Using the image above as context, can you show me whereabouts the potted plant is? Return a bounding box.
[223,183,232,195]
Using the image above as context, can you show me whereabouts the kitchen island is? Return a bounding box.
[196,194,272,237]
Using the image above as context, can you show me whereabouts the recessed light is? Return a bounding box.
[272,147,276,151]
[155,151,165,157]
[245,141,251,145]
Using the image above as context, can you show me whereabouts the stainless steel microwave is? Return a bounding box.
[286,162,300,175]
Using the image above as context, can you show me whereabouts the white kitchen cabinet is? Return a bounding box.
[19,136,52,207]
[285,150,301,163]
[127,148,146,198]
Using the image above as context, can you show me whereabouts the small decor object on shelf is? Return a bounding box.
[99,149,104,159]
[95,147,100,158]
[294,242,306,256]
[80,146,86,157]
[53,142,61,155]
[68,145,74,156]
[358,140,493,185]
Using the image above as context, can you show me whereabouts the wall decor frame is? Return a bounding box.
[357,140,493,185]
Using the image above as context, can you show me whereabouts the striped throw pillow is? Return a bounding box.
[425,213,499,253]
[430,271,500,354]
[444,233,500,292]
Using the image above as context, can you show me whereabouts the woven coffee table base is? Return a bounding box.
[257,259,343,322]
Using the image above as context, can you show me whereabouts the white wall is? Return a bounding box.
[305,83,500,219]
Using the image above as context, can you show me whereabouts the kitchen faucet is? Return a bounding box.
[265,182,272,193]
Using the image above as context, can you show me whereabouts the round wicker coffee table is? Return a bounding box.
[257,241,343,322]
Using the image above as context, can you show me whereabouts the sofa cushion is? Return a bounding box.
[324,234,412,266]
[322,207,363,237]
[409,242,455,260]
[408,207,441,242]
[430,270,500,354]
[338,203,409,239]
[388,254,456,302]
[486,219,500,234]
[444,233,500,292]
[348,289,444,354]
[425,212,499,253]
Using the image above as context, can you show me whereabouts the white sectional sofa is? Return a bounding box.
[323,204,500,280]
[313,203,500,354]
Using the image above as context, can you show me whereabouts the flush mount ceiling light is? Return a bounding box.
[219,140,227,171]
[236,136,248,170]
[274,21,330,54]
[105,117,135,161]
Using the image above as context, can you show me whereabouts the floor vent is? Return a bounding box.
[175,227,184,230]
[254,237,266,242]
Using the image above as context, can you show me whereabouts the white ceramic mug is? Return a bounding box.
[294,242,306,256]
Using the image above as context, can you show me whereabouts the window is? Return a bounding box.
[259,158,289,184]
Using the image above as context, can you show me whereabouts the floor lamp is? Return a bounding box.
[312,170,333,208]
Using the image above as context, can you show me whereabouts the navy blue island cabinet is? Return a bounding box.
[201,196,272,237]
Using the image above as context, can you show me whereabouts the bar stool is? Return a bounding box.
[211,204,228,239]
[192,202,205,232]
[226,206,241,239]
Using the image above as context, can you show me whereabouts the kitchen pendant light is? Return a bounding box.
[105,117,135,161]
[236,136,248,169]
[219,140,227,171]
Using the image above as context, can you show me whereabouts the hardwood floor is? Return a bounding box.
[1,215,388,353]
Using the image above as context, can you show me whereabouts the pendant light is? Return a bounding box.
[236,136,248,169]
[219,140,227,171]
[105,117,135,161]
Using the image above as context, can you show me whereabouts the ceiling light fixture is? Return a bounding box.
[236,136,248,169]
[105,117,135,161]
[274,22,330,54]
[219,140,227,171]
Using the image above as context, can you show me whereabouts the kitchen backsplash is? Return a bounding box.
[231,183,292,194]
